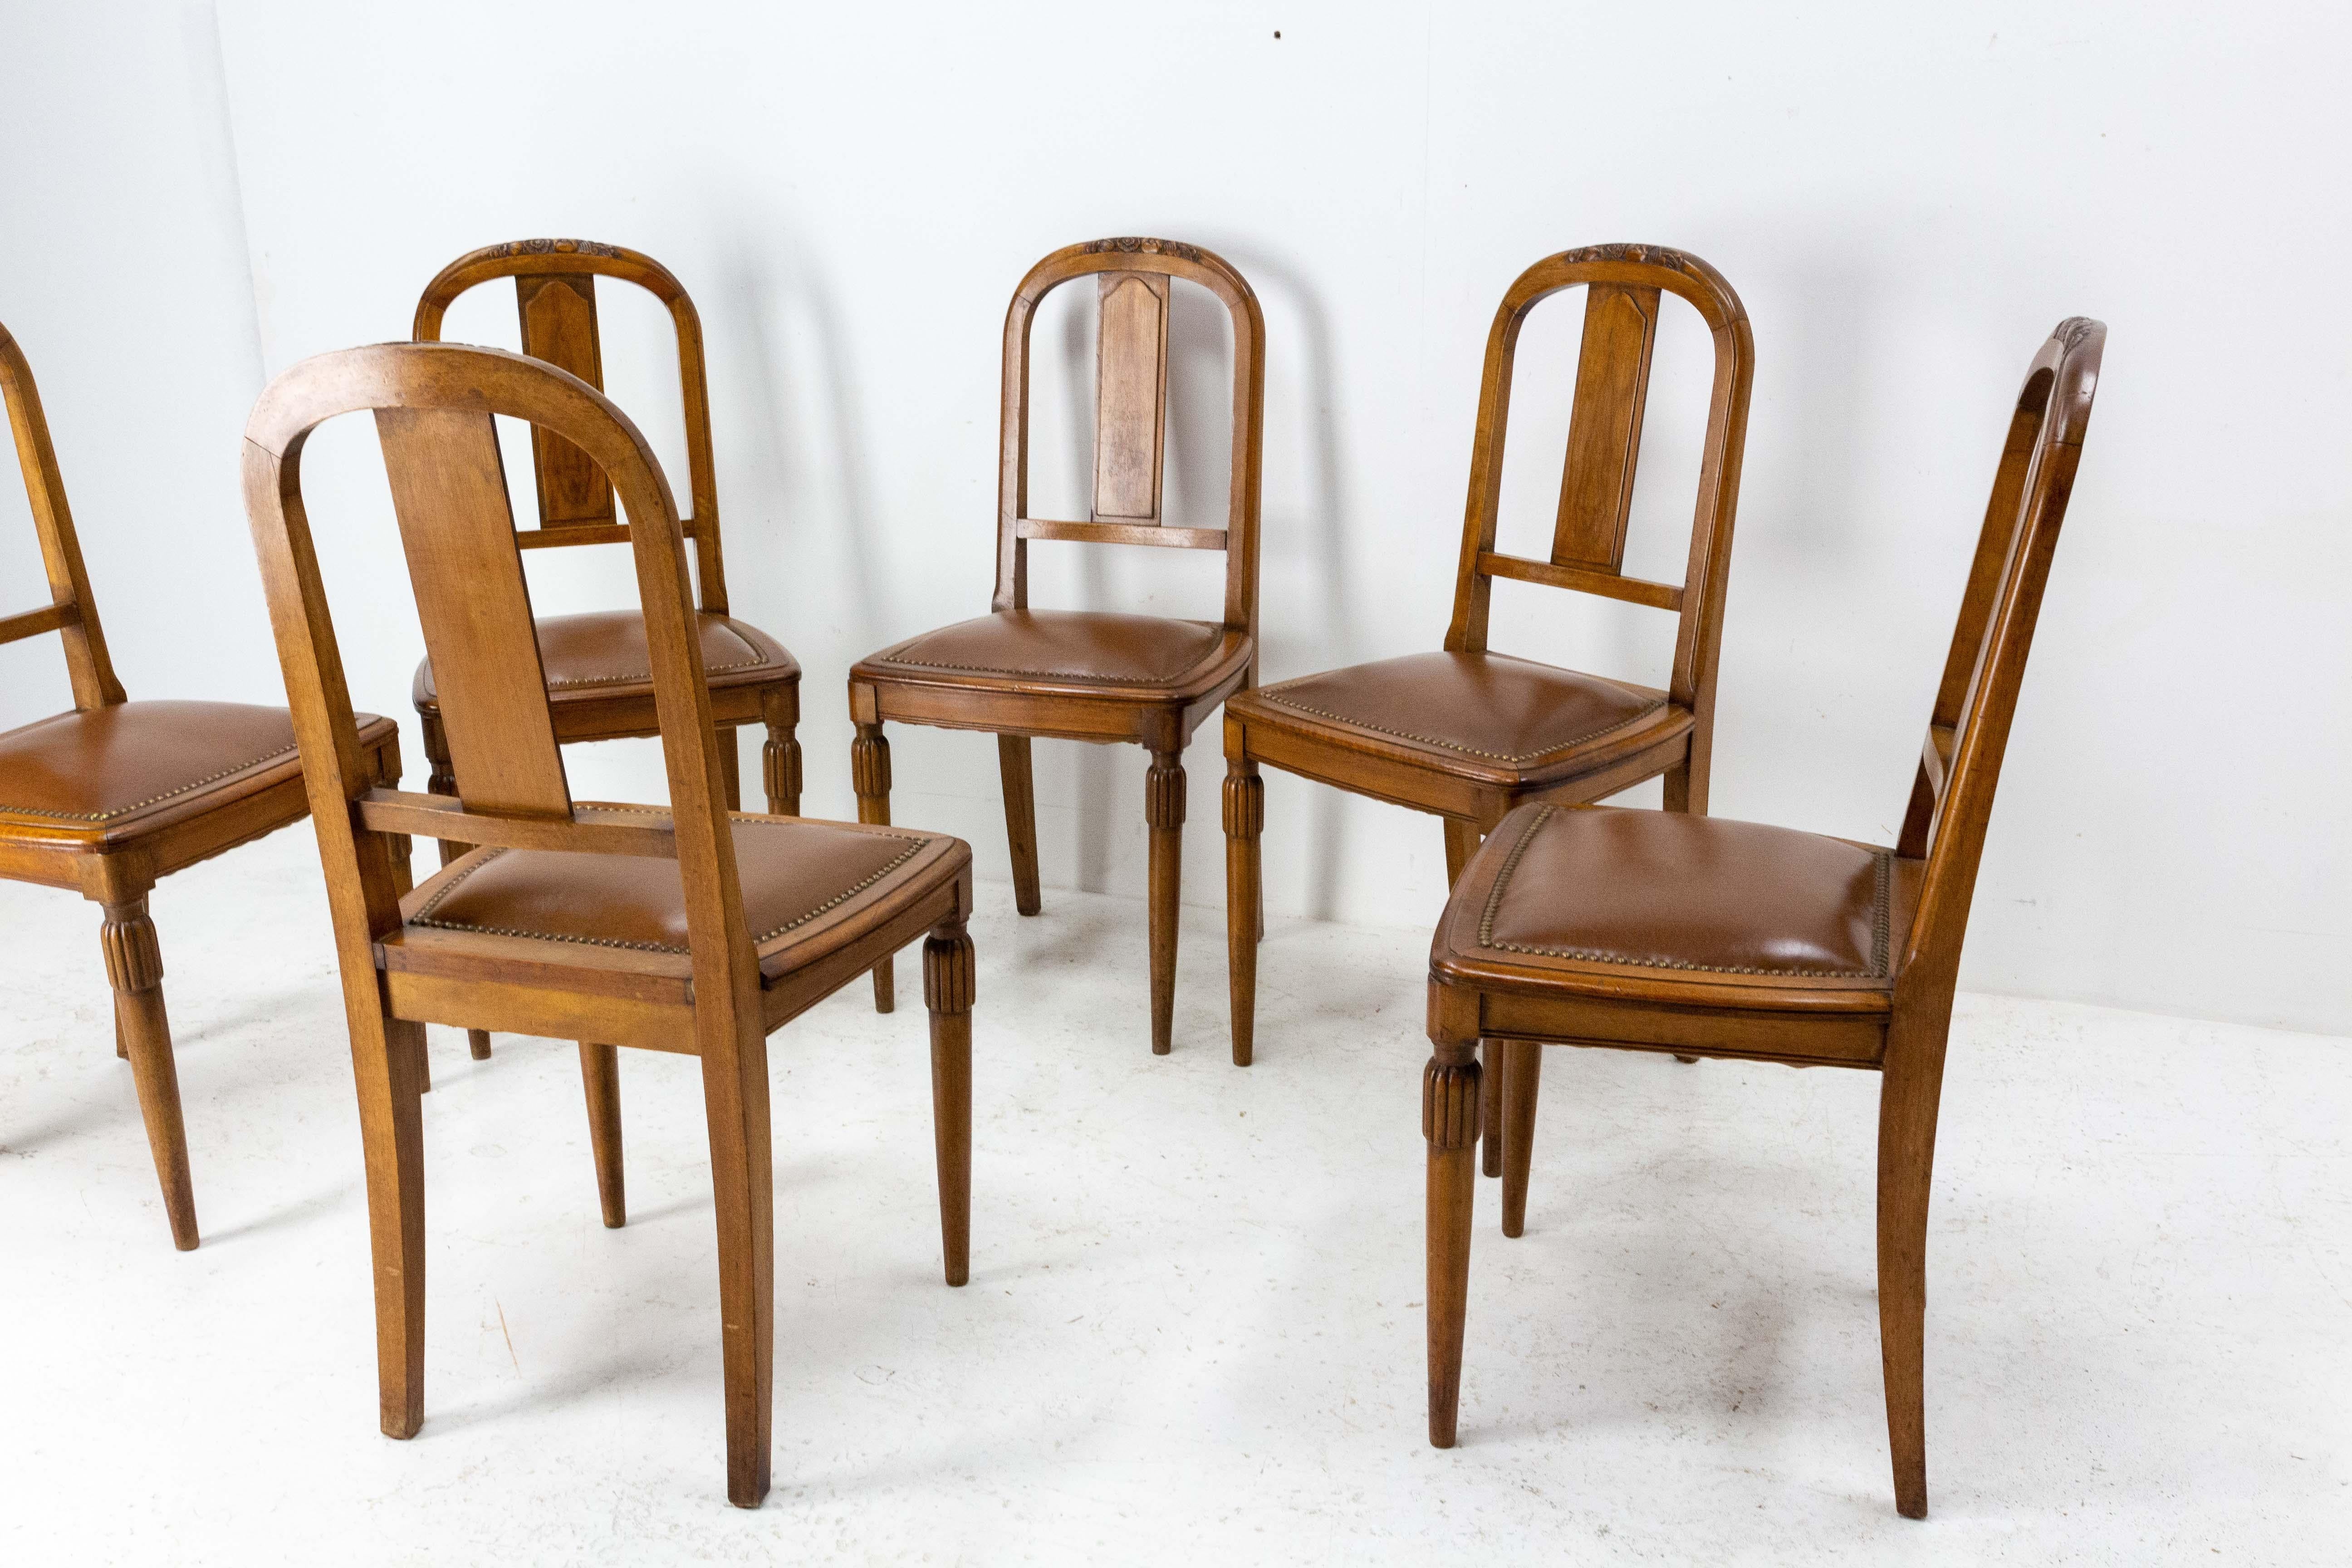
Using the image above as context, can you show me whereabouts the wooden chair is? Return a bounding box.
[242,339,976,1508]
[1419,318,2105,1518]
[1223,244,1753,1112]
[0,319,404,1251]
[848,237,1264,1054]
[414,238,804,1064]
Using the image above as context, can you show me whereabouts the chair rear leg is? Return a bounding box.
[853,724,897,1013]
[1222,760,1263,1067]
[357,1015,428,1438]
[1145,749,1186,1055]
[717,725,744,812]
[996,735,1043,916]
[1499,1040,1543,1237]
[923,924,975,1286]
[1425,1051,1481,1447]
[1878,1041,1948,1519]
[102,897,197,1250]
[578,1043,625,1228]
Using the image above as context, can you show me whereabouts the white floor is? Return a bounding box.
[1,829,2345,1566]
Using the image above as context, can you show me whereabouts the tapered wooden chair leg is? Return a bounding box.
[699,1020,775,1508]
[1145,750,1185,1055]
[579,1042,626,1228]
[996,735,1043,916]
[1425,1053,1481,1448]
[415,1028,431,1094]
[468,1030,493,1060]
[1479,1040,1504,1177]
[1222,762,1263,1066]
[358,1016,428,1439]
[113,999,127,1059]
[853,724,897,1013]
[716,725,744,811]
[923,926,975,1286]
[1877,1043,1947,1519]
[419,711,468,868]
[1441,818,1481,887]
[1499,1041,1542,1237]
[102,898,197,1250]
[762,720,802,817]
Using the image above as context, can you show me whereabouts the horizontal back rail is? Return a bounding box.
[356,789,678,857]
[1015,517,1226,551]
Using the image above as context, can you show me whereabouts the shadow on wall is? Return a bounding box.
[1206,240,1360,922]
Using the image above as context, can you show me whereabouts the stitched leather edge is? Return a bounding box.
[1474,804,1894,980]
[422,623,790,697]
[408,810,935,953]
[544,651,775,690]
[1250,686,1667,764]
[0,743,296,822]
[876,619,1225,686]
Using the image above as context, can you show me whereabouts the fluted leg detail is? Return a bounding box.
[923,924,975,1287]
[763,724,803,817]
[852,725,896,1013]
[1425,1054,1481,1447]
[102,897,196,1250]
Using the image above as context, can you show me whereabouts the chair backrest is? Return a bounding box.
[414,239,732,614]
[992,237,1266,639]
[1443,244,1755,731]
[1895,318,2105,986]
[0,321,127,711]
[242,341,760,1053]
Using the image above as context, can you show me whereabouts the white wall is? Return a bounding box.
[5,2,2343,1034]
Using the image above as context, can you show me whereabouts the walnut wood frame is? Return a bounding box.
[415,240,803,1063]
[244,340,975,1508]
[0,319,404,1251]
[847,237,1266,1055]
[1419,318,2105,1519]
[1223,245,1754,1098]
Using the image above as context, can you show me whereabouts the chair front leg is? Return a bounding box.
[1878,1033,1949,1519]
[996,735,1042,916]
[716,725,745,812]
[923,923,975,1287]
[418,710,468,868]
[1425,1048,1481,1448]
[1145,749,1186,1055]
[853,724,896,1013]
[101,896,196,1250]
[578,1043,625,1228]
[1222,760,1263,1067]
[1442,822,1507,1176]
[762,720,802,817]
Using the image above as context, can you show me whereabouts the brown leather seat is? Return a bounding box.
[853,608,1243,698]
[412,610,799,713]
[0,699,396,847]
[1231,652,1692,785]
[401,809,966,983]
[1431,801,1919,1004]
